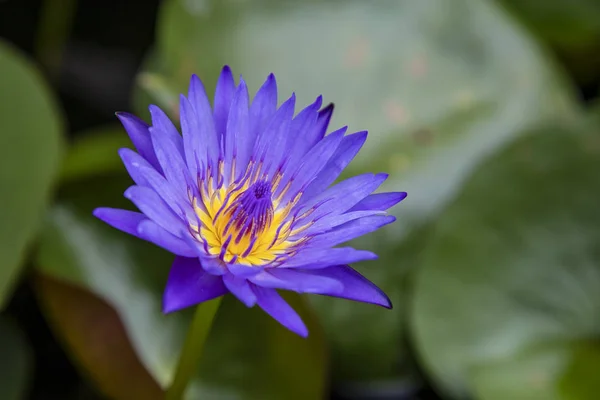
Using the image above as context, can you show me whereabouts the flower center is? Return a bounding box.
[222,181,274,244]
[190,173,304,266]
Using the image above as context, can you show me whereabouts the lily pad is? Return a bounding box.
[36,174,327,400]
[411,123,600,398]
[0,40,64,308]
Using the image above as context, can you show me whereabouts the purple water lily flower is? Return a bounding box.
[94,67,406,337]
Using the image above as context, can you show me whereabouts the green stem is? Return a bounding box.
[165,298,222,400]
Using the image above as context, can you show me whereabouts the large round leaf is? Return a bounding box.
[136,0,579,383]
[0,40,64,307]
[411,123,600,399]
[36,174,327,400]
[0,317,32,400]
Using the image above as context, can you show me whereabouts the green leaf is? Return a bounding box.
[469,343,573,400]
[411,123,600,399]
[558,341,600,400]
[36,175,327,400]
[0,40,64,308]
[60,126,132,183]
[0,316,32,400]
[136,0,581,383]
[498,0,600,86]
[499,0,600,48]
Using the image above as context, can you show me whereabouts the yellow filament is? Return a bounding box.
[191,173,309,266]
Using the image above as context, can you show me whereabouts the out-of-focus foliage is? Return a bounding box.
[37,171,327,399]
[411,118,600,399]
[59,126,131,183]
[0,317,32,400]
[36,276,164,400]
[501,0,600,48]
[499,0,600,86]
[0,40,63,308]
[137,0,578,383]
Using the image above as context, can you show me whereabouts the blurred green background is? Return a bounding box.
[1,0,600,399]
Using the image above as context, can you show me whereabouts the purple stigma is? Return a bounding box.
[225,180,274,243]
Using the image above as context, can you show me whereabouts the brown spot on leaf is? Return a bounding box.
[408,54,428,78]
[384,100,410,126]
[412,128,434,146]
[344,37,370,69]
[389,154,411,172]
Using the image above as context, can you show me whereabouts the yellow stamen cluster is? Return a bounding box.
[188,165,311,266]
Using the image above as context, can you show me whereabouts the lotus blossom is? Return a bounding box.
[94,66,406,337]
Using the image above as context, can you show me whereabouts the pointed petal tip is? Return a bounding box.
[92,207,130,223]
[282,92,296,106]
[223,275,257,307]
[91,207,105,219]
[147,104,162,119]
[309,95,323,110]
[320,102,334,114]
[261,73,277,91]
[116,111,145,125]
[297,325,309,338]
[123,186,135,200]
[161,299,180,314]
[237,294,256,308]
[375,289,393,309]
[383,298,393,309]
[361,250,379,262]
[332,126,348,137]
[117,147,132,159]
[253,287,309,337]
[162,292,195,314]
[285,315,309,338]
[188,73,208,96]
[354,130,368,140]
[313,265,393,309]
[397,192,408,202]
[376,172,390,181]
[219,65,234,82]
[136,219,150,235]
